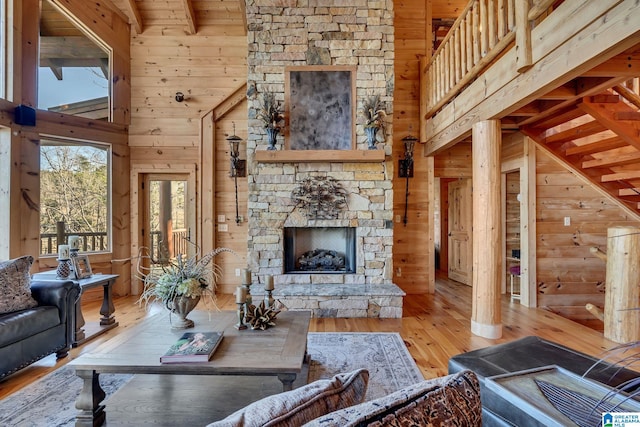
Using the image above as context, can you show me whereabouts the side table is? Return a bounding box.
[33,272,119,346]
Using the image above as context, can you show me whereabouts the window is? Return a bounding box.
[38,0,110,119]
[39,139,111,255]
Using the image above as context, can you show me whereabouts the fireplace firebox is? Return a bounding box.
[284,227,356,274]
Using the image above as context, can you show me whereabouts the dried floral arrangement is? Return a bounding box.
[361,94,387,135]
[257,90,285,131]
[244,300,282,330]
[292,176,347,220]
[136,246,236,310]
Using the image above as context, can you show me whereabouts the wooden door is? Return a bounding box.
[448,179,472,285]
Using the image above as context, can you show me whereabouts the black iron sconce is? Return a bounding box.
[399,134,418,226]
[227,125,246,225]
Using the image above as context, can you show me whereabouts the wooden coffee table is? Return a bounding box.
[70,310,311,427]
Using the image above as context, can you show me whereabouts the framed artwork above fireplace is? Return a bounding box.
[285,65,356,151]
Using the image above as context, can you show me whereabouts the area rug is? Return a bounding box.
[0,332,423,426]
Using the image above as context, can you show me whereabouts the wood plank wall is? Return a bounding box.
[535,148,640,321]
[393,0,431,293]
[127,24,248,294]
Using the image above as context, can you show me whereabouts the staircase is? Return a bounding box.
[521,83,640,219]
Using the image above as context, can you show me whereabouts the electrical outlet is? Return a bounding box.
[235,268,241,277]
[564,216,571,226]
[396,267,401,277]
[219,224,228,232]
[395,215,401,223]
[217,215,226,223]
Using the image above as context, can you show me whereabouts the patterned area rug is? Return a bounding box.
[0,332,423,426]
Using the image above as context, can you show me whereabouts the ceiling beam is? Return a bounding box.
[182,0,197,35]
[121,0,143,34]
[40,36,107,59]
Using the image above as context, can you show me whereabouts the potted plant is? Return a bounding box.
[137,247,235,329]
[361,94,387,150]
[257,90,284,150]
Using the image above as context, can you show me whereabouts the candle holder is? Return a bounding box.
[69,248,79,278]
[242,284,252,306]
[56,258,72,279]
[265,288,275,308]
[235,302,247,330]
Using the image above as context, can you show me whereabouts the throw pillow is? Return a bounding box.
[207,368,369,427]
[302,369,481,427]
[0,255,38,314]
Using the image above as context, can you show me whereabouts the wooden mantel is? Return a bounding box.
[255,149,386,163]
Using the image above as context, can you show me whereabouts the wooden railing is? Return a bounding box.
[149,229,189,261]
[40,231,108,255]
[40,228,188,257]
[424,0,559,119]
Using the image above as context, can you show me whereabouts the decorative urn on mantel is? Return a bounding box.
[258,90,284,151]
[361,94,387,150]
[266,127,279,151]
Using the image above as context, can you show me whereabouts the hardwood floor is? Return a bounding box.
[0,276,618,400]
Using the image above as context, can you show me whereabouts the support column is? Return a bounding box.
[605,226,640,344]
[471,120,503,339]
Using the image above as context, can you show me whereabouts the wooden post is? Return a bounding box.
[604,226,640,344]
[471,120,503,339]
[56,221,66,247]
[514,0,532,72]
[159,180,173,262]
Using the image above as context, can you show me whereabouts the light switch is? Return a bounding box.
[219,224,229,232]
[564,216,571,226]
[217,215,226,223]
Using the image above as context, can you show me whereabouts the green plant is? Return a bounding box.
[257,90,284,130]
[136,247,235,309]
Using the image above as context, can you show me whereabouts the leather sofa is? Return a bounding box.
[449,336,640,426]
[0,279,80,380]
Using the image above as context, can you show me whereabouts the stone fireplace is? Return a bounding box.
[245,0,403,317]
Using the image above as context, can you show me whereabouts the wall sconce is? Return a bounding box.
[227,125,246,225]
[399,134,418,226]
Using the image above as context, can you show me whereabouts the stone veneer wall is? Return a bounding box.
[245,1,400,317]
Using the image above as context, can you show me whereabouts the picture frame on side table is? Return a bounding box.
[73,255,93,279]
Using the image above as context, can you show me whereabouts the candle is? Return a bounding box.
[58,245,70,260]
[242,268,252,285]
[235,286,247,304]
[68,235,80,250]
[265,275,274,291]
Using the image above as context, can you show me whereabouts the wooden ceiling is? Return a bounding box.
[70,0,467,35]
[108,0,247,34]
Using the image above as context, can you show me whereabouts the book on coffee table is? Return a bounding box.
[160,332,223,363]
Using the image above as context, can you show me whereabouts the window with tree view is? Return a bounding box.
[40,140,111,255]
